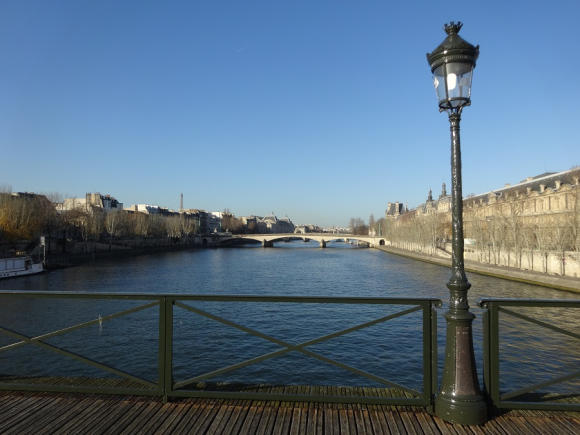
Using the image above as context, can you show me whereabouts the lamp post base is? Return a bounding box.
[435,310,488,425]
[435,392,488,426]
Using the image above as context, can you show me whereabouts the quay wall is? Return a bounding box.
[375,242,580,294]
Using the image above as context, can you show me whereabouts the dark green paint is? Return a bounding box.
[479,298,580,412]
[0,292,440,407]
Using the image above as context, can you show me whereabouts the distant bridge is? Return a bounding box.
[215,233,387,248]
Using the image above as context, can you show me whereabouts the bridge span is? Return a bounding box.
[216,233,387,248]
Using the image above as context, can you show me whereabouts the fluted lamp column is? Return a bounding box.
[426,21,488,425]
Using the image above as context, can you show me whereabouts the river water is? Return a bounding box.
[0,241,578,397]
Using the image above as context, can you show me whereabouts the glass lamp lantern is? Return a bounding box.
[427,22,479,112]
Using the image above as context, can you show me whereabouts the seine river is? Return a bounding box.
[0,241,578,397]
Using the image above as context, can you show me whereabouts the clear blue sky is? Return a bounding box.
[1,1,578,226]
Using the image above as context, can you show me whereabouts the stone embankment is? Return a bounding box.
[376,245,580,294]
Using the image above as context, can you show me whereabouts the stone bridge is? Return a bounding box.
[216,233,387,248]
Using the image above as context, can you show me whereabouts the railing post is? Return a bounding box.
[159,296,174,403]
[158,297,166,400]
[431,301,438,411]
[489,302,500,412]
[165,297,174,402]
[423,302,433,410]
[482,304,490,402]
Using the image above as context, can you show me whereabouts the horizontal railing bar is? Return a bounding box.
[500,370,580,401]
[0,291,163,300]
[495,401,580,411]
[0,301,160,354]
[499,307,580,341]
[0,291,441,305]
[168,390,426,406]
[479,298,580,308]
[0,327,157,388]
[0,383,161,396]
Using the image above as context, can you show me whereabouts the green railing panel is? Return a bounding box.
[0,291,441,406]
[479,298,580,412]
[0,293,162,396]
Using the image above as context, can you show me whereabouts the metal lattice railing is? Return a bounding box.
[479,298,580,412]
[0,291,441,406]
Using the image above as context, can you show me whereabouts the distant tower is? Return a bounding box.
[440,182,447,198]
[180,193,183,212]
[428,188,433,202]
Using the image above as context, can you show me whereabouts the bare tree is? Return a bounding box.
[105,210,121,251]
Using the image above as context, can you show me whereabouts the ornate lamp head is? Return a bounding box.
[427,22,479,112]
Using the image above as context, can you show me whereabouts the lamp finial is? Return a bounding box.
[444,21,463,35]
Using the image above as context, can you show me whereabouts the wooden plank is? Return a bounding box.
[415,411,442,435]
[0,394,52,428]
[91,399,139,434]
[5,396,68,434]
[1,395,66,432]
[492,414,527,435]
[336,387,351,435]
[366,405,389,435]
[256,386,282,435]
[324,401,339,435]
[94,399,151,434]
[184,399,222,434]
[153,401,192,433]
[63,396,128,434]
[399,411,420,435]
[169,399,208,433]
[205,401,239,434]
[117,401,162,435]
[272,398,294,435]
[227,400,255,435]
[1,389,580,435]
[82,396,137,434]
[383,410,406,435]
[294,386,309,435]
[552,415,580,434]
[289,399,303,435]
[32,396,97,433]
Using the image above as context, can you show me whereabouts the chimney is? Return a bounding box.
[539,184,545,193]
[555,180,561,189]
[526,187,532,194]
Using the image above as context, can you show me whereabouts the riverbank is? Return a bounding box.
[44,243,199,269]
[376,245,580,294]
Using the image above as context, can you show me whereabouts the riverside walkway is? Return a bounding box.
[1,390,579,434]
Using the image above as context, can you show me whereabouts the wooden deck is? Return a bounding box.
[0,391,578,434]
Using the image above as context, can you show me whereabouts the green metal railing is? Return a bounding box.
[479,298,580,412]
[0,291,441,407]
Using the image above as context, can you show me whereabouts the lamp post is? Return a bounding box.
[427,22,487,425]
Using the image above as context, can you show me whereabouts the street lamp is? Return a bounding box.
[427,22,487,425]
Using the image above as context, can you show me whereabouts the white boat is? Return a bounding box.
[0,257,44,279]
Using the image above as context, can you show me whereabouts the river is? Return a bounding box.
[0,241,578,396]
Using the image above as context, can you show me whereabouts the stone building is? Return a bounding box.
[383,167,580,277]
[58,193,123,213]
[255,215,295,233]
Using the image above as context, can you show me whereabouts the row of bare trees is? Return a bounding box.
[0,193,200,254]
[382,185,579,273]
[384,212,450,254]
[349,217,369,235]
